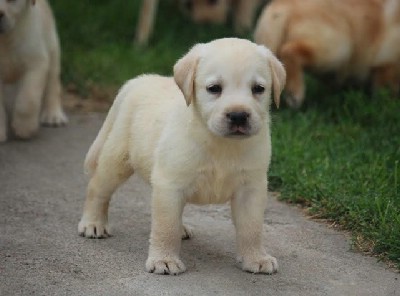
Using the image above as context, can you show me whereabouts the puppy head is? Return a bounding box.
[180,0,229,24]
[0,0,35,34]
[174,38,286,138]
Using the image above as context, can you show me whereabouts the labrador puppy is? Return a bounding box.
[0,0,67,142]
[135,0,264,45]
[78,38,286,275]
[254,0,400,108]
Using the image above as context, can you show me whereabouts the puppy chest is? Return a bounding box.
[186,167,245,204]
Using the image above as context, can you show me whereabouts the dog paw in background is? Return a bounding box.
[40,107,68,127]
[134,0,266,46]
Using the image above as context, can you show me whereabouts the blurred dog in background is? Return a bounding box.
[135,0,264,45]
[0,0,67,141]
[254,0,400,108]
[180,0,263,33]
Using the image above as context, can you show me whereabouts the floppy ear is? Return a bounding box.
[173,44,204,106]
[31,0,36,5]
[257,45,286,108]
[269,55,286,108]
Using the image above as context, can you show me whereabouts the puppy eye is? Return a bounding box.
[208,0,218,5]
[252,84,265,95]
[207,84,222,95]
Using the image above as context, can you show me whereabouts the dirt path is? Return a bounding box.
[1,113,398,296]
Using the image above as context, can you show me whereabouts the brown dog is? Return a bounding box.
[254,0,400,108]
[135,0,263,46]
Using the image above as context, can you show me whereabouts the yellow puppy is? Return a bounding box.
[0,0,67,141]
[79,38,285,275]
[255,0,400,108]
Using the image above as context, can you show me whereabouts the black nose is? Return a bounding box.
[226,112,250,126]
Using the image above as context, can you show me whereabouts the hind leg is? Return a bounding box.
[78,142,133,238]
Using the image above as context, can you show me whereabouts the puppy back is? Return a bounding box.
[254,0,291,54]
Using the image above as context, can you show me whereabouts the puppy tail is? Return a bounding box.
[84,83,129,176]
[254,1,291,54]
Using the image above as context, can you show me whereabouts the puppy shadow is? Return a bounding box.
[179,227,237,272]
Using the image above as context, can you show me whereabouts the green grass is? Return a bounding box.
[51,0,236,92]
[270,86,400,266]
[50,0,400,268]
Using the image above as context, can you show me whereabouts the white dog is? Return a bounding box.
[0,0,67,142]
[79,38,286,275]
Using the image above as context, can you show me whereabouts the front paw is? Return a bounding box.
[146,256,186,275]
[239,254,278,274]
[12,116,39,139]
[40,107,68,126]
[78,219,110,239]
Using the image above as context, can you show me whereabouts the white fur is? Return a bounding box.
[78,38,286,275]
[0,0,67,142]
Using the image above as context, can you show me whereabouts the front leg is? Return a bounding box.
[12,64,48,139]
[40,49,68,126]
[231,182,278,274]
[146,185,186,275]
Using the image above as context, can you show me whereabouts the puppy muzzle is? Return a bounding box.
[226,111,251,137]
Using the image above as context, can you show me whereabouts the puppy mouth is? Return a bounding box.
[208,112,257,138]
[226,125,251,137]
